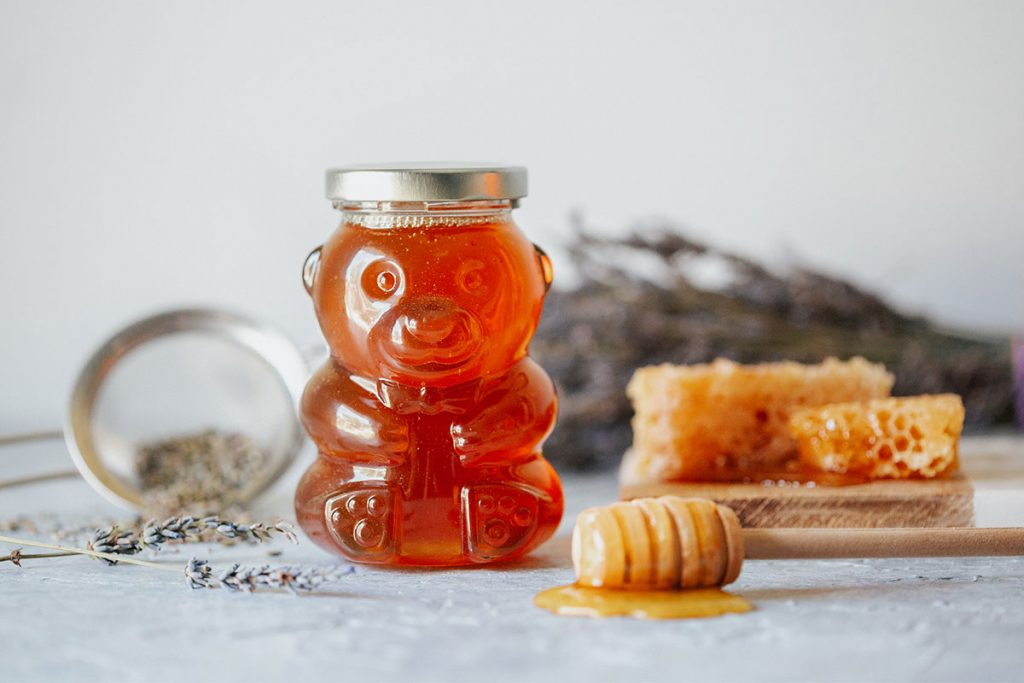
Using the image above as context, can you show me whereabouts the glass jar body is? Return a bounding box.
[295,200,563,566]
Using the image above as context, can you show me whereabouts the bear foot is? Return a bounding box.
[461,483,541,562]
[324,483,400,563]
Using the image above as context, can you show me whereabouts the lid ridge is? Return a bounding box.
[326,162,527,203]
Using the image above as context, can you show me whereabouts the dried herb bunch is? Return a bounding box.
[135,430,270,514]
[533,221,1016,471]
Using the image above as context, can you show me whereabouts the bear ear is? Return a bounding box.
[533,243,553,292]
[302,245,322,295]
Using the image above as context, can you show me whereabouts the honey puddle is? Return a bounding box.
[534,584,753,620]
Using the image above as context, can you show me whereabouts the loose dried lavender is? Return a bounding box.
[533,221,1017,471]
[134,430,269,514]
[0,516,38,534]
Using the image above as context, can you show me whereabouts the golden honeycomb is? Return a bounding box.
[621,357,893,483]
[788,394,965,479]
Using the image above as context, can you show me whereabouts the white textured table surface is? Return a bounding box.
[2,436,1024,683]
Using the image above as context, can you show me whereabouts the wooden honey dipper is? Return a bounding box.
[572,496,1024,589]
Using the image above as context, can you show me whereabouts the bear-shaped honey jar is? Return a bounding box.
[296,163,564,566]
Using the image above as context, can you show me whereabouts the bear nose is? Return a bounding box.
[404,308,457,345]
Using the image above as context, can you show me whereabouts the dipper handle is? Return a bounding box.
[742,526,1024,560]
[572,497,1024,591]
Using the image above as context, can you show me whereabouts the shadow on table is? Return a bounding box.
[340,534,573,576]
[740,586,872,601]
[741,571,1014,602]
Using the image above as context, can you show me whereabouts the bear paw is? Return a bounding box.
[461,484,540,562]
[324,483,399,562]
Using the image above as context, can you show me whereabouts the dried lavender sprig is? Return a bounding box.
[0,533,171,570]
[211,561,355,594]
[84,517,298,558]
[1,549,79,565]
[87,525,142,565]
[185,557,215,589]
[184,557,354,593]
[202,518,298,545]
[143,516,297,549]
[1,533,352,596]
[141,516,204,548]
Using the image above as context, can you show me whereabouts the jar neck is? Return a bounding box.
[334,199,514,229]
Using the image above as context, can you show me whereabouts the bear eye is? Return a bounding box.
[459,260,487,294]
[377,270,397,292]
[362,259,402,299]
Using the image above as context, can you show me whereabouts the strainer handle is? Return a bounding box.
[0,429,63,447]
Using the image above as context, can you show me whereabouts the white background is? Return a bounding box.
[2,1,1023,431]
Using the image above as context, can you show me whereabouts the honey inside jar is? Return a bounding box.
[295,165,563,567]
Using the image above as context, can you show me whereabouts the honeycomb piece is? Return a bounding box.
[621,357,893,484]
[788,394,965,479]
[572,496,744,590]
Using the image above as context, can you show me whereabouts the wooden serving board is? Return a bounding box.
[619,436,1024,529]
[621,474,974,528]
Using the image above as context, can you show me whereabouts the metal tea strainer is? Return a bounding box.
[3,308,310,511]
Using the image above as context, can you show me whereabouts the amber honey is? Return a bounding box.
[296,200,563,566]
[534,584,752,620]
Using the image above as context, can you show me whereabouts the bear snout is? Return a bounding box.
[403,309,458,345]
[371,298,484,373]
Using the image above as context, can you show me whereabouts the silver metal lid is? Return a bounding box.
[325,162,527,203]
